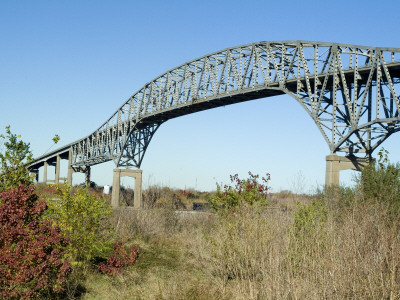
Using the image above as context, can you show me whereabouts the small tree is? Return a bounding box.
[0,126,34,192]
[0,127,71,298]
[208,172,270,213]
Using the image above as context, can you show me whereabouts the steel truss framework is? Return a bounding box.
[70,41,400,168]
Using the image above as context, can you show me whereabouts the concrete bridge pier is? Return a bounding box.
[67,166,91,187]
[84,167,91,187]
[51,155,68,184]
[325,154,372,186]
[67,165,73,185]
[55,155,60,184]
[43,161,48,184]
[38,154,68,185]
[41,160,58,184]
[111,169,142,209]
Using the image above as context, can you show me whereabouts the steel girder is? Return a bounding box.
[69,41,400,168]
[71,120,162,168]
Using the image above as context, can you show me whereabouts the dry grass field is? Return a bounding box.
[74,188,400,300]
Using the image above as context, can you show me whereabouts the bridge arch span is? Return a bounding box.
[29,41,400,195]
[70,41,400,169]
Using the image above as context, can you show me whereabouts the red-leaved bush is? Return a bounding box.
[0,184,70,299]
[98,241,139,275]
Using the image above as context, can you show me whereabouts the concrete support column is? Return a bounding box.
[325,154,371,186]
[112,169,121,208]
[325,155,341,186]
[85,167,91,187]
[134,170,142,209]
[67,150,73,185]
[55,155,61,184]
[111,168,142,209]
[43,161,48,184]
[67,166,74,185]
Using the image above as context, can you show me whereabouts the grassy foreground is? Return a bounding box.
[3,126,398,299]
[76,189,400,300]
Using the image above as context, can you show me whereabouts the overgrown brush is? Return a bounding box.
[0,127,71,298]
[289,200,328,273]
[3,124,400,299]
[142,185,211,209]
[208,172,270,213]
[358,148,400,220]
[82,183,400,299]
[46,184,114,264]
[44,184,141,297]
[98,241,139,275]
[0,126,140,299]
[112,208,181,242]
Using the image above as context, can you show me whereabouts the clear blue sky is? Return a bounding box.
[1,0,400,192]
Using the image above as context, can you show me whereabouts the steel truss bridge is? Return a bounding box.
[29,40,400,190]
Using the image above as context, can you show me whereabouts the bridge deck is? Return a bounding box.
[28,42,400,171]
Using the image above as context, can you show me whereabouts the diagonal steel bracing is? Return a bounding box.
[32,41,400,169]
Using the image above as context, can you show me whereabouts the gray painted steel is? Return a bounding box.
[29,41,400,169]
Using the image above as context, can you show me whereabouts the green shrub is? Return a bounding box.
[318,185,356,222]
[289,200,328,271]
[46,184,114,265]
[293,201,328,239]
[208,172,270,213]
[358,148,400,219]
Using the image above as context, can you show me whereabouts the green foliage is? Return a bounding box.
[319,185,356,219]
[46,184,114,265]
[0,126,34,191]
[293,201,328,239]
[208,172,270,213]
[359,148,400,217]
[52,134,60,144]
[289,200,328,270]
